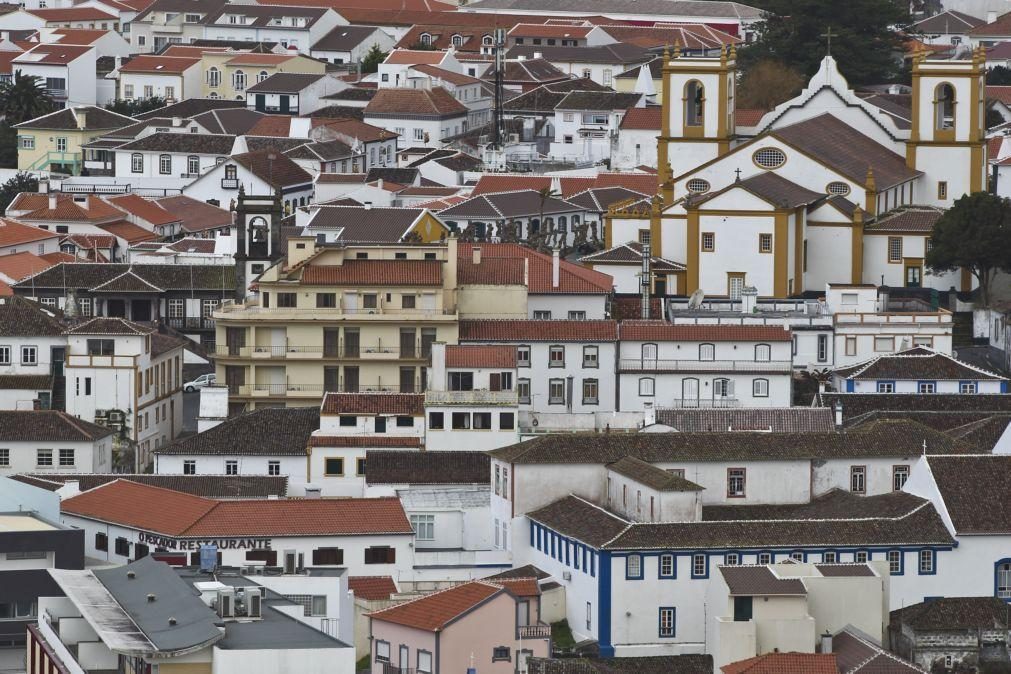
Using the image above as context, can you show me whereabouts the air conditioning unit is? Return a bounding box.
[108,410,125,422]
[217,588,235,618]
[245,587,263,618]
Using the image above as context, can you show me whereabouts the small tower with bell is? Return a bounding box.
[233,185,284,302]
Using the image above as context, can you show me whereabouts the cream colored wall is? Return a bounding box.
[17,128,94,172]
[201,54,326,99]
[458,285,527,319]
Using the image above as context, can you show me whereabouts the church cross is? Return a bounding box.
[734,167,742,182]
[820,26,835,56]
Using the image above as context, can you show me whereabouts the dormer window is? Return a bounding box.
[451,34,464,47]
[420,33,432,46]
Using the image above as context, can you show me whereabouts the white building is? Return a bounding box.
[12,43,96,108]
[0,410,114,474]
[113,132,237,183]
[0,296,66,411]
[183,150,314,215]
[548,91,644,163]
[830,346,1008,394]
[364,87,470,149]
[616,320,794,410]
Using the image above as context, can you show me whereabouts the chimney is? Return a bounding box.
[551,248,560,288]
[38,179,49,194]
[517,55,526,61]
[988,10,998,23]
[172,116,182,126]
[834,400,843,427]
[48,194,57,211]
[820,631,833,654]
[363,201,372,210]
[534,51,542,59]
[472,246,481,265]
[74,108,87,129]
[377,178,384,191]
[643,401,656,427]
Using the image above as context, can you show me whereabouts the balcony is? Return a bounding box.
[659,398,741,409]
[167,317,215,331]
[425,390,518,406]
[618,359,793,373]
[213,300,457,321]
[517,623,551,639]
[221,178,240,189]
[211,344,432,361]
[46,88,67,99]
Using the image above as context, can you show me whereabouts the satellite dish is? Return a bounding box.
[687,288,705,310]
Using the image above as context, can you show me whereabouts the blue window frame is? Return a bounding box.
[590,551,596,577]
[574,543,580,570]
[854,549,869,563]
[789,550,806,562]
[690,553,708,579]
[626,554,643,580]
[659,553,676,579]
[658,607,676,638]
[917,380,937,394]
[918,549,936,575]
[551,533,556,558]
[959,381,977,394]
[758,551,773,565]
[565,540,570,566]
[877,380,896,393]
[996,559,1011,600]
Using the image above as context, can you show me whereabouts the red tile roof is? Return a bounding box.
[63,479,414,536]
[321,392,425,416]
[0,52,19,76]
[470,173,656,198]
[349,576,398,601]
[107,194,179,226]
[365,87,468,116]
[247,116,293,137]
[161,45,230,56]
[118,55,200,74]
[21,195,124,222]
[0,251,56,282]
[50,28,108,45]
[369,581,502,631]
[13,43,93,65]
[27,7,116,21]
[410,63,481,85]
[735,107,767,126]
[457,243,613,294]
[301,259,442,286]
[445,344,517,368]
[308,436,423,447]
[0,218,58,247]
[494,577,540,597]
[97,220,158,244]
[619,320,792,342]
[39,252,76,265]
[508,23,593,38]
[460,319,619,342]
[722,653,838,674]
[384,48,448,65]
[619,105,660,130]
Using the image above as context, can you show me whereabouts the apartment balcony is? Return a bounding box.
[425,390,519,406]
[659,398,741,409]
[166,317,215,331]
[214,300,457,322]
[232,382,424,397]
[211,344,432,361]
[618,359,793,373]
[221,178,240,189]
[67,354,135,368]
[46,88,67,100]
[517,623,551,639]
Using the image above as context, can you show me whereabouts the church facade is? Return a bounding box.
[608,45,986,299]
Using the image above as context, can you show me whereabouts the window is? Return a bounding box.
[339,416,357,427]
[429,411,444,429]
[411,514,435,540]
[701,232,715,252]
[699,343,715,361]
[752,378,769,397]
[517,346,531,367]
[376,641,390,663]
[758,552,772,565]
[268,460,280,476]
[934,82,955,130]
[582,379,599,405]
[58,449,74,467]
[819,550,837,563]
[225,460,238,475]
[887,550,902,575]
[626,554,642,579]
[413,128,425,141]
[659,553,675,578]
[691,553,707,578]
[19,135,34,150]
[999,562,1011,598]
[684,79,704,126]
[659,607,676,638]
[364,546,396,564]
[131,153,143,173]
[0,346,8,365]
[583,345,599,367]
[417,650,432,674]
[817,334,829,362]
[55,137,67,152]
[0,449,7,467]
[826,181,851,196]
[888,237,903,263]
[686,178,710,193]
[638,377,655,397]
[356,458,366,476]
[316,293,337,309]
[115,538,130,556]
[87,339,115,356]
[313,547,343,565]
[850,465,866,493]
[790,551,805,562]
[500,412,515,430]
[586,601,592,630]
[183,459,196,474]
[143,85,153,99]
[95,532,108,551]
[874,336,894,352]
[548,379,565,404]
[449,372,474,391]
[396,416,414,427]
[758,233,772,253]
[208,67,220,87]
[918,381,937,393]
[452,412,471,429]
[919,549,935,574]
[324,458,344,476]
[517,378,531,404]
[960,381,978,394]
[33,448,52,467]
[21,346,37,365]
[492,646,510,662]
[233,70,246,90]
[893,465,910,491]
[473,412,492,429]
[877,381,895,393]
[533,310,552,319]
[855,550,869,563]
[753,147,786,169]
[277,292,297,308]
[845,336,857,356]
[938,181,948,200]
[401,295,416,309]
[549,345,565,367]
[568,311,586,320]
[754,344,771,361]
[727,468,746,497]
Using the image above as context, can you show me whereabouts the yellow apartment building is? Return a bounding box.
[201,52,326,100]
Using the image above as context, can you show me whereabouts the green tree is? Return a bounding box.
[0,71,54,125]
[739,0,910,86]
[105,97,166,116]
[0,122,17,168]
[988,65,1011,85]
[926,192,1011,307]
[361,44,388,74]
[737,59,805,110]
[987,106,1006,130]
[0,173,39,213]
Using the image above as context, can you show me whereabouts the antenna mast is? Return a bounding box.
[493,27,505,150]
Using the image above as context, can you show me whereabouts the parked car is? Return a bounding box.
[183,373,216,392]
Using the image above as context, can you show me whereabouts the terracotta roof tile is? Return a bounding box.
[719,566,807,596]
[609,456,703,491]
[0,251,55,282]
[301,259,442,286]
[27,7,115,20]
[832,346,1004,381]
[155,196,233,233]
[619,105,661,130]
[460,319,619,342]
[233,150,313,188]
[0,410,112,441]
[925,455,1011,534]
[457,242,613,294]
[97,220,157,244]
[0,218,57,247]
[309,436,422,448]
[445,344,516,368]
[383,48,448,65]
[735,108,767,126]
[63,479,217,536]
[365,450,489,484]
[865,207,944,232]
[321,392,425,415]
[26,473,288,498]
[619,320,792,342]
[722,653,837,674]
[365,87,468,117]
[349,576,398,601]
[369,581,503,631]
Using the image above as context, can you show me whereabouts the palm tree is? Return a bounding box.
[0,71,55,125]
